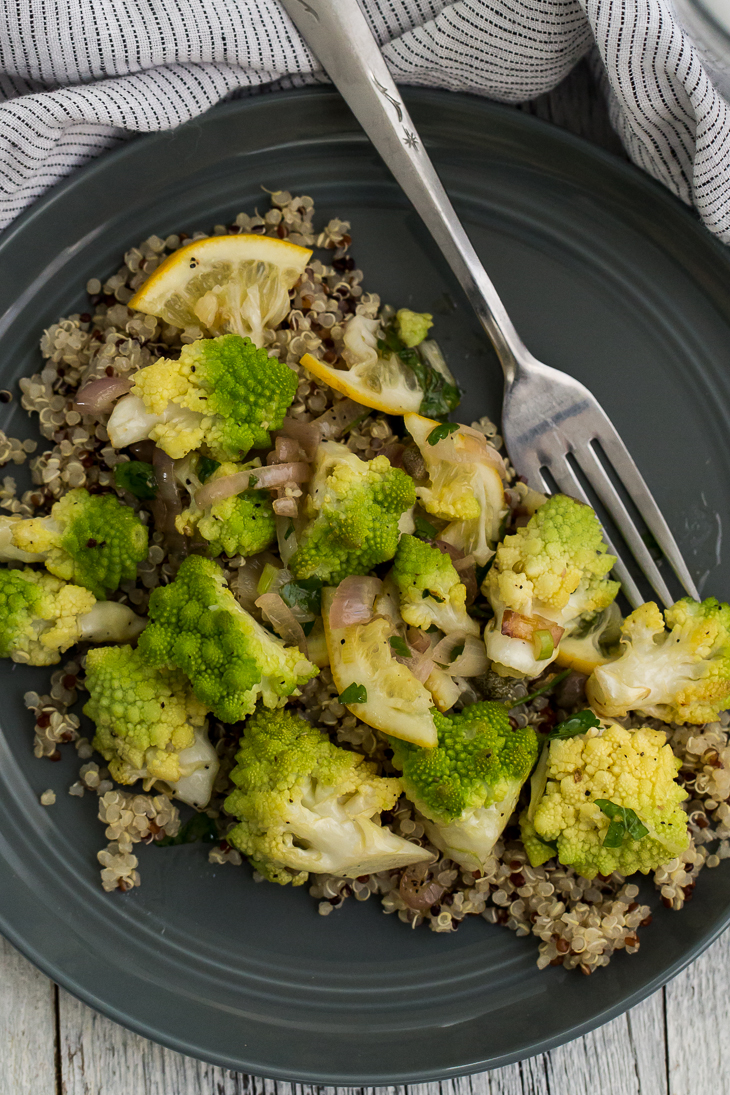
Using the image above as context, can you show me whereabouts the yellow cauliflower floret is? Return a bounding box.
[530,723,689,879]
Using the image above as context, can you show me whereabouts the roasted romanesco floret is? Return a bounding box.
[224,706,432,885]
[389,701,539,871]
[483,494,619,678]
[175,457,276,558]
[522,722,689,879]
[288,441,415,584]
[106,334,298,461]
[587,597,730,724]
[396,308,433,348]
[84,645,219,808]
[139,554,318,723]
[0,568,144,665]
[391,534,479,636]
[3,489,148,599]
[404,413,506,566]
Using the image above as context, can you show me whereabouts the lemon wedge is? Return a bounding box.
[322,588,437,748]
[301,349,422,416]
[129,234,312,347]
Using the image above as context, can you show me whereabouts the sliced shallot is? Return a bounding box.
[255,592,308,653]
[399,869,445,911]
[75,376,131,415]
[249,462,310,489]
[195,469,251,509]
[432,631,488,677]
[328,575,382,629]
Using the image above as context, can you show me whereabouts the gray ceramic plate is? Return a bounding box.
[1,88,730,1084]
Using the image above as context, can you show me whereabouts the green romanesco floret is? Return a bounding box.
[288,441,415,584]
[1,568,92,665]
[587,597,730,724]
[483,494,619,678]
[175,457,276,557]
[0,567,145,665]
[84,645,218,807]
[7,489,148,599]
[391,534,479,636]
[396,308,433,348]
[106,334,298,461]
[389,701,538,871]
[523,722,689,879]
[224,706,432,885]
[139,554,318,723]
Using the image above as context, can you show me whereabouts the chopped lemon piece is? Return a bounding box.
[301,350,422,415]
[322,587,437,748]
[130,234,312,347]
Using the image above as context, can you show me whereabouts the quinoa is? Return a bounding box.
[4,189,726,969]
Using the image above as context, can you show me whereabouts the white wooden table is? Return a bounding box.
[1,58,727,1095]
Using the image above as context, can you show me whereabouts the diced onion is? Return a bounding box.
[272,435,304,463]
[75,376,131,415]
[255,592,307,652]
[328,575,382,629]
[275,417,322,461]
[273,497,298,517]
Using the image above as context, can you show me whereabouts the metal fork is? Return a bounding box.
[281,0,700,608]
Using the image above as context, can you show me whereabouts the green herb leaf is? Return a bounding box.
[594,799,649,847]
[427,422,459,446]
[284,520,294,540]
[156,812,219,847]
[280,578,323,617]
[339,682,368,705]
[548,709,601,741]
[302,619,316,637]
[414,514,439,541]
[114,461,157,500]
[509,668,571,709]
[389,636,411,658]
[198,456,221,483]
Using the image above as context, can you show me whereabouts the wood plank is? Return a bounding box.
[546,990,667,1095]
[58,974,672,1095]
[665,926,730,1095]
[0,936,56,1095]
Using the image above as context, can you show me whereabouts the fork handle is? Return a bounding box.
[280,0,532,383]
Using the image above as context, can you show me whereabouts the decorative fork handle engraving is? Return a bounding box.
[372,75,403,122]
[291,0,320,21]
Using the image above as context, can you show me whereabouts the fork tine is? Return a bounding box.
[593,422,699,601]
[539,452,643,609]
[572,444,675,608]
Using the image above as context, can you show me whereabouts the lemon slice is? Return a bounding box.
[130,234,312,347]
[554,640,614,677]
[322,588,437,748]
[301,350,422,415]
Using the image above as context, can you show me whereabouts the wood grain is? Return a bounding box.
[0,936,56,1095]
[665,927,730,1095]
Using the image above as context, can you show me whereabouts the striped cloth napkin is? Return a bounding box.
[0,0,728,240]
